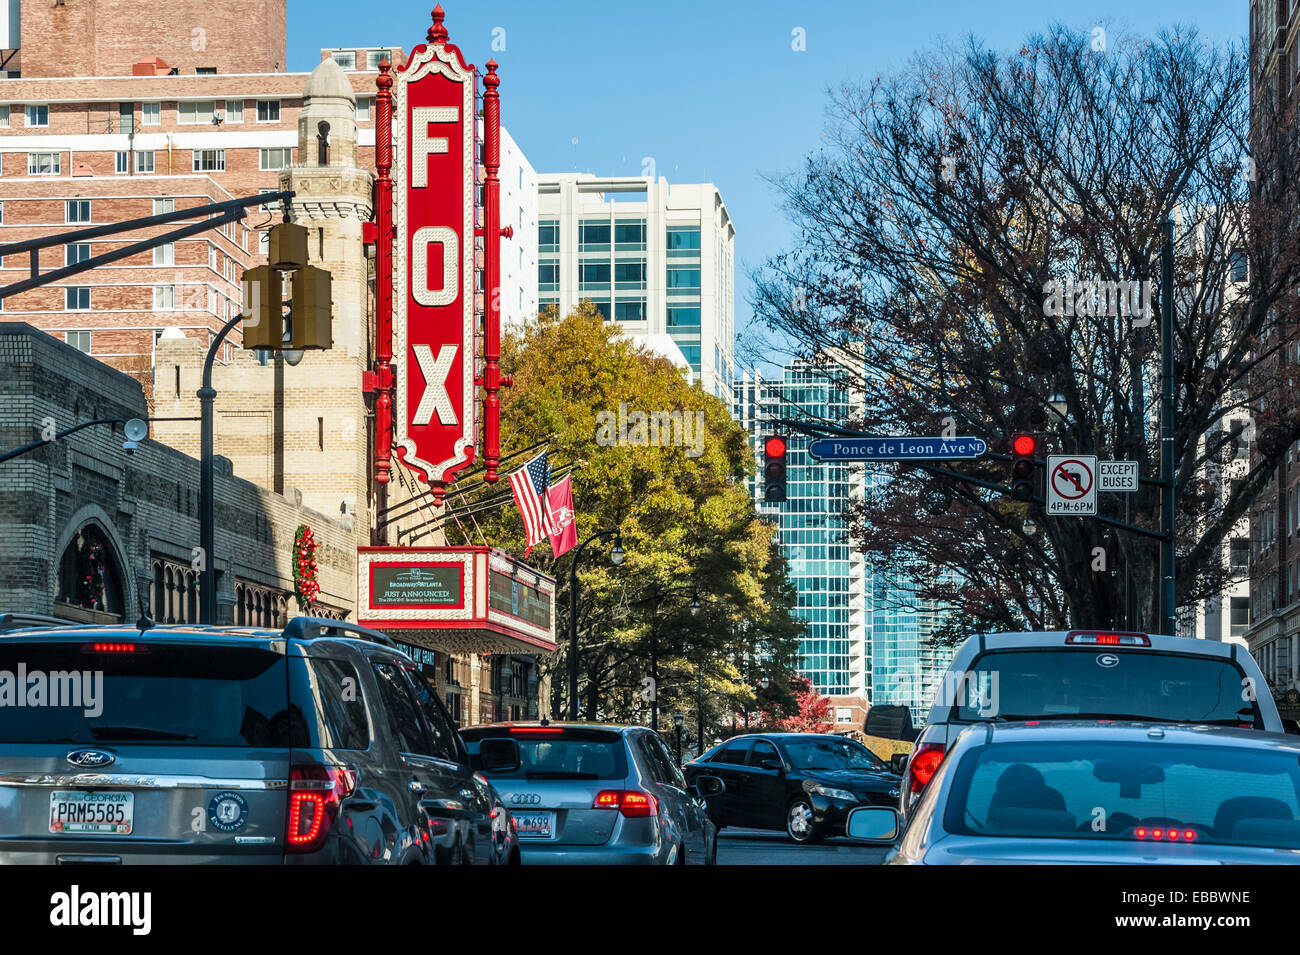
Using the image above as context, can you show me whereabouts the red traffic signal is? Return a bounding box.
[1012,433,1037,457]
[763,435,788,503]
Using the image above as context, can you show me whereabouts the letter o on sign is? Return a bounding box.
[413,226,458,307]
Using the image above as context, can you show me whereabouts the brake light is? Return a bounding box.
[510,727,564,735]
[907,743,946,795]
[287,764,356,853]
[83,642,149,653]
[1133,827,1197,841]
[593,789,658,817]
[1065,631,1151,646]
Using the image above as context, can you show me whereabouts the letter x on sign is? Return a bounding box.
[412,344,458,426]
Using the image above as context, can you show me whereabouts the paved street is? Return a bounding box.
[717,828,891,866]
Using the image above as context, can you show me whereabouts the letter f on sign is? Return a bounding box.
[412,344,458,426]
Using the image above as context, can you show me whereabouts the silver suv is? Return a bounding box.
[867,629,1285,821]
[461,722,724,865]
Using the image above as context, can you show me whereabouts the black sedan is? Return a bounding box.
[684,733,901,844]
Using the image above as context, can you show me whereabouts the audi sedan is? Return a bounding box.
[461,722,724,865]
[683,733,901,844]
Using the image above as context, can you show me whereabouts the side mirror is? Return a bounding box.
[865,704,918,742]
[758,757,784,772]
[845,805,902,844]
[478,737,521,774]
[890,753,909,775]
[692,775,725,798]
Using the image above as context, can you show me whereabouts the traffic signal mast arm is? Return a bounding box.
[772,418,1168,543]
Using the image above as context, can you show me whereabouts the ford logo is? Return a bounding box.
[66,749,115,768]
[509,793,541,806]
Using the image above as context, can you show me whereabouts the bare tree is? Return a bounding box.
[750,25,1300,634]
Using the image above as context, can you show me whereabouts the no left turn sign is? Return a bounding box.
[1047,454,1098,515]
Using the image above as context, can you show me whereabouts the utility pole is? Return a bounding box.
[1160,219,1177,636]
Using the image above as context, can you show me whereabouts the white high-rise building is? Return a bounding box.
[535,174,735,399]
[497,127,538,332]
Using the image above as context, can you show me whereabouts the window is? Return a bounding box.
[119,102,134,136]
[29,152,61,175]
[192,149,226,172]
[538,261,559,289]
[302,658,369,750]
[25,104,48,127]
[154,243,174,266]
[115,151,130,174]
[65,287,90,310]
[667,306,700,327]
[402,665,460,760]
[1231,537,1249,573]
[259,147,293,171]
[0,105,9,128]
[65,243,91,265]
[331,51,357,69]
[614,260,646,288]
[579,219,610,250]
[366,49,387,70]
[356,96,372,122]
[637,734,681,787]
[196,67,217,75]
[587,299,611,321]
[677,343,701,368]
[667,267,701,289]
[614,218,646,249]
[66,330,91,353]
[579,261,610,288]
[256,100,280,123]
[153,285,175,310]
[1231,596,1250,636]
[712,738,751,765]
[154,198,174,215]
[225,99,244,123]
[538,220,559,251]
[178,100,215,124]
[614,299,646,322]
[749,739,781,768]
[142,101,160,125]
[135,150,155,174]
[372,662,432,755]
[66,200,90,223]
[667,226,701,251]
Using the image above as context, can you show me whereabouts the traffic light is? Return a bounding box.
[239,265,283,350]
[288,265,333,350]
[1010,432,1037,501]
[763,435,788,503]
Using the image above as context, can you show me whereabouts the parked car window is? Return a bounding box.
[401,664,460,762]
[637,735,672,784]
[372,661,432,755]
[649,734,689,788]
[783,737,887,772]
[712,739,752,765]
[749,740,781,768]
[302,657,370,750]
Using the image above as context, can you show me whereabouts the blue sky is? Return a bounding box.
[287,0,1247,353]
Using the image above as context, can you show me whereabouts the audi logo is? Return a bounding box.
[509,793,542,806]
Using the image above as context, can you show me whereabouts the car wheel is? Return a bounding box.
[786,797,822,844]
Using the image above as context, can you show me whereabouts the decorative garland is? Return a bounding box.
[77,539,107,609]
[293,525,320,608]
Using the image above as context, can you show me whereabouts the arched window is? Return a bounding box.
[54,523,125,621]
[317,121,330,165]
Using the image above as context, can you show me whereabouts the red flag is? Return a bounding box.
[546,476,578,558]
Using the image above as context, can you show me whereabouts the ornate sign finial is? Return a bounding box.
[428,4,448,44]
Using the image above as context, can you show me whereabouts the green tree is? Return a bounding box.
[447,304,804,732]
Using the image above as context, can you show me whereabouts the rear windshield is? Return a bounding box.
[0,641,302,746]
[945,739,1300,849]
[951,649,1262,728]
[463,729,628,780]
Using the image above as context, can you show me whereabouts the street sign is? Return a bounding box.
[807,436,988,461]
[1099,460,1139,493]
[1047,455,1098,516]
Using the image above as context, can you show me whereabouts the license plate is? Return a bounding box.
[49,791,134,835]
[513,811,554,839]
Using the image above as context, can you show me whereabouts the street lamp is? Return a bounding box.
[690,595,701,616]
[567,528,623,720]
[673,711,684,763]
[1023,516,1038,537]
[1048,391,1068,421]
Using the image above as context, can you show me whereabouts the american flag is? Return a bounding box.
[509,451,554,555]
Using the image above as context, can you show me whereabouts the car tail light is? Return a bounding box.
[906,742,946,795]
[287,764,356,853]
[593,789,658,817]
[1065,631,1151,646]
